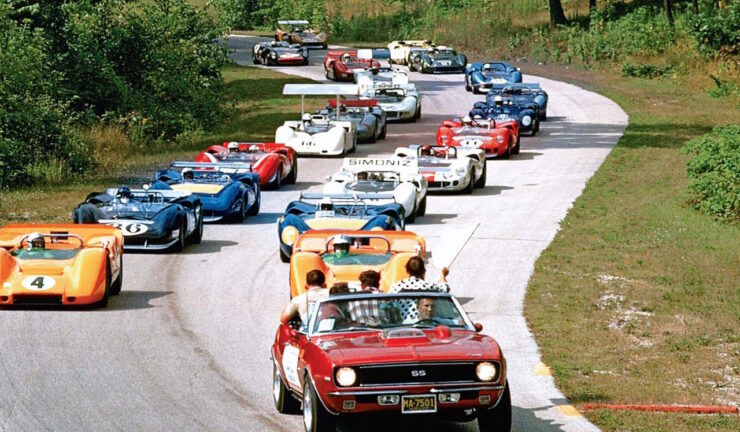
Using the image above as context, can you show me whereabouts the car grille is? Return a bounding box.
[13,294,63,305]
[356,362,477,387]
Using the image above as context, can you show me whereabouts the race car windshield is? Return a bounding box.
[12,248,81,260]
[483,63,506,72]
[310,295,470,334]
[321,252,392,266]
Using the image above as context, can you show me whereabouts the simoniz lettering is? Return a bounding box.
[347,159,412,167]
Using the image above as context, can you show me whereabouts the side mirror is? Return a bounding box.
[474,323,483,332]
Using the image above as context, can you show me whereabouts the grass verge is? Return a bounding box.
[522,63,740,431]
[0,64,322,225]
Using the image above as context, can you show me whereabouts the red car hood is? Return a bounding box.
[313,328,501,366]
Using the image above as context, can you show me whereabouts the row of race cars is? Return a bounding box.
[0,34,554,431]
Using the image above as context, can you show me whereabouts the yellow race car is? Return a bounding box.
[0,224,123,307]
[289,229,425,297]
[387,39,435,65]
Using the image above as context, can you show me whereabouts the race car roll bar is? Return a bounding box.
[324,234,391,254]
[170,161,252,172]
[283,84,359,121]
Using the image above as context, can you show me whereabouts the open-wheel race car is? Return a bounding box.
[275,20,327,48]
[318,99,387,143]
[324,158,427,223]
[436,116,520,159]
[0,224,124,307]
[408,46,467,74]
[252,41,309,66]
[276,84,359,156]
[287,231,425,297]
[154,161,261,223]
[464,61,522,94]
[195,142,297,189]
[387,40,435,65]
[73,187,203,251]
[324,50,381,82]
[271,291,511,432]
[486,83,549,121]
[394,145,486,193]
[277,192,405,263]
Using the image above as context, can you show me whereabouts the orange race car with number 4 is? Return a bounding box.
[0,224,123,307]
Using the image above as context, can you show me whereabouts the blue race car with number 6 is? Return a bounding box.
[487,83,548,121]
[153,162,261,223]
[465,62,522,94]
[471,96,539,136]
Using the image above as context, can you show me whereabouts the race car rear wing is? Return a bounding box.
[342,157,419,173]
[327,99,377,108]
[300,192,396,201]
[277,20,309,26]
[283,84,359,120]
[170,161,252,172]
[487,83,542,93]
[356,48,391,60]
[104,188,192,201]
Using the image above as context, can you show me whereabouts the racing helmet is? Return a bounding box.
[333,235,351,255]
[302,113,312,123]
[462,114,473,126]
[494,95,504,106]
[248,144,260,152]
[116,186,133,204]
[341,53,350,63]
[419,145,433,156]
[27,232,45,250]
[182,168,194,180]
[227,141,239,153]
[318,198,333,211]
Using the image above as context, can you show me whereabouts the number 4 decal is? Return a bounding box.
[22,276,56,291]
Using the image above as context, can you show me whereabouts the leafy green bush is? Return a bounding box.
[690,1,740,56]
[213,0,328,30]
[621,62,676,79]
[683,125,740,221]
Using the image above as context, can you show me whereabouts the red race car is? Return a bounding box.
[195,142,297,189]
[271,291,511,432]
[436,116,520,159]
[324,50,381,82]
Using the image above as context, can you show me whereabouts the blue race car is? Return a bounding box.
[73,186,203,251]
[153,161,261,223]
[465,61,522,94]
[277,192,405,262]
[487,83,548,121]
[471,96,540,136]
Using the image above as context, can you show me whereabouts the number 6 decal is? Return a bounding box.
[22,276,56,291]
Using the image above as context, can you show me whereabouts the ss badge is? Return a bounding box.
[411,370,426,377]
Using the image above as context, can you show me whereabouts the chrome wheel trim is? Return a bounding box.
[303,385,313,431]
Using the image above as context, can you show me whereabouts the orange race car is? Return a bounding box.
[0,224,123,307]
[288,230,425,297]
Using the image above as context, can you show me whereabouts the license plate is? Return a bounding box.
[401,395,437,414]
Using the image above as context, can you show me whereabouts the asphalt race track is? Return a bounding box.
[0,36,627,432]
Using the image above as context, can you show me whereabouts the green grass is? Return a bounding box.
[0,64,322,226]
[522,63,740,431]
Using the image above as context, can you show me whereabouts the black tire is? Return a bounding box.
[303,377,335,432]
[252,55,260,65]
[279,246,291,263]
[477,382,512,432]
[540,111,547,121]
[269,165,282,190]
[349,135,357,153]
[465,79,472,91]
[378,123,387,139]
[501,141,511,159]
[110,251,122,295]
[534,118,540,133]
[512,136,520,155]
[414,104,421,121]
[187,205,203,244]
[322,43,328,49]
[98,260,111,307]
[473,86,480,94]
[416,195,427,217]
[285,160,298,184]
[368,126,377,143]
[324,67,330,79]
[474,161,487,188]
[405,205,416,224]
[172,219,187,252]
[273,362,301,414]
[464,168,475,194]
[247,191,260,216]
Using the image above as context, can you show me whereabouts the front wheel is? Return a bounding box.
[172,220,187,252]
[303,377,335,432]
[285,160,298,184]
[273,362,301,414]
[247,191,260,216]
[416,195,427,217]
[188,205,203,244]
[474,161,487,188]
[511,136,520,155]
[477,382,512,432]
[110,252,123,295]
[378,123,387,139]
[279,246,291,263]
[464,168,475,194]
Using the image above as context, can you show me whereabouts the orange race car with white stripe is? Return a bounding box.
[0,224,123,307]
[288,230,425,298]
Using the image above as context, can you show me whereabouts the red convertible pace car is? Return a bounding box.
[272,292,511,432]
[195,142,297,189]
[436,117,520,159]
[324,50,381,82]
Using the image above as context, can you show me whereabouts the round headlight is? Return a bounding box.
[280,226,299,246]
[271,52,277,58]
[455,167,467,176]
[476,362,498,382]
[522,115,532,126]
[495,135,504,144]
[335,367,357,387]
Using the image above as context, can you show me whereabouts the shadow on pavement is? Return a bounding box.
[181,240,239,254]
[107,290,172,311]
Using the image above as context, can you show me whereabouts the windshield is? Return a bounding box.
[12,248,81,260]
[310,294,471,334]
[322,252,392,266]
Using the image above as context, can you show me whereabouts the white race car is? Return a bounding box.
[277,84,359,156]
[323,158,428,222]
[276,113,356,156]
[360,83,421,122]
[387,40,435,65]
[394,145,486,193]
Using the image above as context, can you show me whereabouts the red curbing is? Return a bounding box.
[581,403,739,415]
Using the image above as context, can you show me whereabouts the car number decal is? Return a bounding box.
[110,222,149,236]
[22,276,56,291]
[282,345,301,387]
